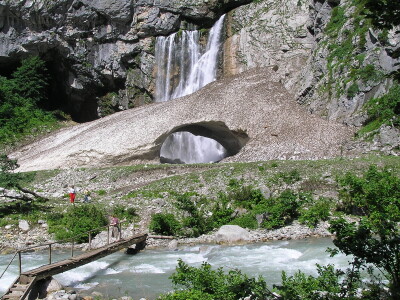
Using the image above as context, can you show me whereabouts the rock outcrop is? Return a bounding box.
[0,0,251,120]
[11,68,354,172]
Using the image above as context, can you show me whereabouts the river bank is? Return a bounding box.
[0,218,333,254]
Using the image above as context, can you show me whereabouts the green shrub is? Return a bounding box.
[174,193,209,237]
[227,183,265,209]
[274,169,302,184]
[299,197,333,228]
[229,213,258,229]
[209,202,234,228]
[149,213,181,236]
[275,265,350,299]
[158,259,271,300]
[360,83,400,135]
[337,165,400,215]
[255,190,301,229]
[47,205,108,243]
[112,204,137,221]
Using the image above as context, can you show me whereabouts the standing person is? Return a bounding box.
[110,215,120,239]
[69,185,76,205]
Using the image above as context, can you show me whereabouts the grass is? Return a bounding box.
[1,155,399,230]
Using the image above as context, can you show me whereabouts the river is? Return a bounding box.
[0,238,351,299]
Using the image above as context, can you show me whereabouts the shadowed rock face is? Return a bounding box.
[11,68,355,172]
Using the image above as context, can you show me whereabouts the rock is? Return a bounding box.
[152,198,166,207]
[5,224,13,229]
[18,220,30,232]
[167,239,178,250]
[214,225,251,244]
[91,291,103,298]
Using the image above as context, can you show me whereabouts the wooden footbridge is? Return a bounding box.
[0,223,148,300]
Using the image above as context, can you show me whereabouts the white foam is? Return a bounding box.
[131,264,165,274]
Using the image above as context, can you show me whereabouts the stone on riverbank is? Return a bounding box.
[214,225,251,244]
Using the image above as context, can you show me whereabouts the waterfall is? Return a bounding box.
[155,15,225,102]
[155,15,227,164]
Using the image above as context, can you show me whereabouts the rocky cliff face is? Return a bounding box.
[223,0,400,126]
[0,0,251,121]
[1,0,399,130]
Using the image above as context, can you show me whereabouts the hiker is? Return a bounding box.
[83,190,91,203]
[110,215,120,239]
[69,186,76,205]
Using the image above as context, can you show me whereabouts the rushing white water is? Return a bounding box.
[155,15,227,163]
[0,238,352,299]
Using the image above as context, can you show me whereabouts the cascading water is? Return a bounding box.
[155,15,227,164]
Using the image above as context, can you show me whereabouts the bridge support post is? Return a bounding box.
[18,251,22,275]
[49,244,52,264]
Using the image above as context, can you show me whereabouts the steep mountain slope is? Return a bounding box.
[11,68,354,171]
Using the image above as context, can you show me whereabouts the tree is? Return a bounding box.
[0,154,46,202]
[329,166,400,299]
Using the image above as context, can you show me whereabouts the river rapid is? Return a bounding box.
[0,237,352,299]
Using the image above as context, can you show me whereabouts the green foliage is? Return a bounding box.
[0,56,57,146]
[174,193,209,237]
[209,201,234,229]
[346,83,359,98]
[158,259,271,300]
[275,264,361,299]
[112,204,137,222]
[273,169,302,184]
[0,154,24,189]
[254,190,301,229]
[228,183,265,209]
[229,213,258,229]
[299,196,333,228]
[149,213,181,236]
[337,165,400,215]
[47,205,108,243]
[330,165,400,298]
[359,83,400,135]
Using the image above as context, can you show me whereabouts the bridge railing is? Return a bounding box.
[0,220,130,280]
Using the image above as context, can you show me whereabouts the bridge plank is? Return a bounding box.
[20,233,147,281]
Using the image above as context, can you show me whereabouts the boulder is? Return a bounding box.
[18,220,30,232]
[214,225,250,244]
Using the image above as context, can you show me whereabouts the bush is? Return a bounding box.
[299,196,333,228]
[229,213,258,229]
[255,190,301,229]
[174,193,210,237]
[112,204,137,221]
[158,259,271,300]
[149,213,181,236]
[227,182,265,209]
[47,205,108,243]
[360,83,400,135]
[273,169,302,184]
